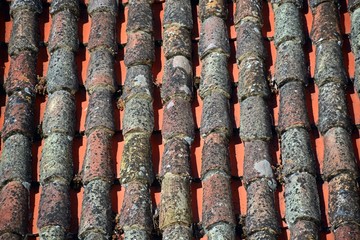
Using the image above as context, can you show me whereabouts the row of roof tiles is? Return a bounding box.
[0,0,359,239]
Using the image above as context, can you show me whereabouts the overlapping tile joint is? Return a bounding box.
[0,0,360,239]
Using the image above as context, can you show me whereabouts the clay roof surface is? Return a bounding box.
[0,0,360,239]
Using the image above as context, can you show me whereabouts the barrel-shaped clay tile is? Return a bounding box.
[120,133,154,185]
[160,137,191,178]
[163,0,193,29]
[247,230,277,240]
[82,129,113,184]
[88,11,117,53]
[123,65,153,102]
[201,133,230,177]
[235,0,262,25]
[162,98,194,143]
[159,173,191,230]
[314,41,347,87]
[351,9,360,56]
[162,225,192,240]
[199,16,230,59]
[125,32,154,66]
[10,0,42,15]
[39,226,66,240]
[206,222,235,240]
[289,220,319,240]
[9,10,38,56]
[87,0,117,16]
[309,0,336,10]
[281,128,316,177]
[199,0,227,22]
[164,25,192,59]
[127,0,152,33]
[85,88,115,135]
[323,127,358,181]
[123,229,150,240]
[275,41,307,87]
[271,0,303,8]
[40,133,73,184]
[329,173,360,228]
[50,0,79,16]
[5,51,36,95]
[119,182,153,231]
[274,3,304,47]
[200,93,232,138]
[0,232,22,240]
[0,134,31,188]
[79,179,112,239]
[237,56,270,100]
[243,140,276,187]
[240,96,272,141]
[48,10,79,53]
[318,82,351,135]
[284,172,321,227]
[162,55,193,102]
[200,52,231,99]
[349,0,360,12]
[278,81,309,132]
[123,97,154,135]
[334,224,360,239]
[2,91,34,140]
[38,181,70,230]
[47,48,78,94]
[43,90,76,137]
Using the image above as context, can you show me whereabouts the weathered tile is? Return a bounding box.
[79,180,112,239]
[50,0,79,16]
[40,133,73,184]
[351,9,360,56]
[318,82,351,135]
[125,32,154,66]
[0,181,28,237]
[271,0,303,8]
[0,232,22,240]
[328,173,360,228]
[323,127,358,181]
[199,0,227,22]
[334,224,360,239]
[47,48,78,94]
[162,225,192,240]
[2,91,34,140]
[281,128,316,177]
[309,0,336,9]
[48,10,79,53]
[236,20,266,63]
[206,223,235,240]
[159,173,191,230]
[82,129,113,184]
[243,140,276,187]
[162,55,193,102]
[247,231,277,240]
[200,93,232,138]
[235,0,262,25]
[43,90,75,137]
[120,133,154,185]
[5,51,36,95]
[85,88,115,135]
[201,133,230,177]
[8,10,38,56]
[162,98,194,143]
[274,3,304,47]
[246,180,280,236]
[275,41,307,87]
[289,220,319,240]
[284,172,321,227]
[86,49,116,93]
[310,1,341,45]
[163,0,193,29]
[160,138,191,178]
[349,0,360,12]
[314,41,347,87]
[39,226,66,240]
[0,134,31,188]
[240,96,272,141]
[38,181,70,231]
[164,26,192,59]
[123,65,153,102]
[87,11,117,53]
[200,52,231,99]
[87,0,117,16]
[199,16,230,59]
[122,229,150,240]
[122,97,154,135]
[10,0,42,14]
[119,182,153,232]
[202,172,234,230]
[278,81,309,132]
[238,56,270,100]
[127,0,152,33]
